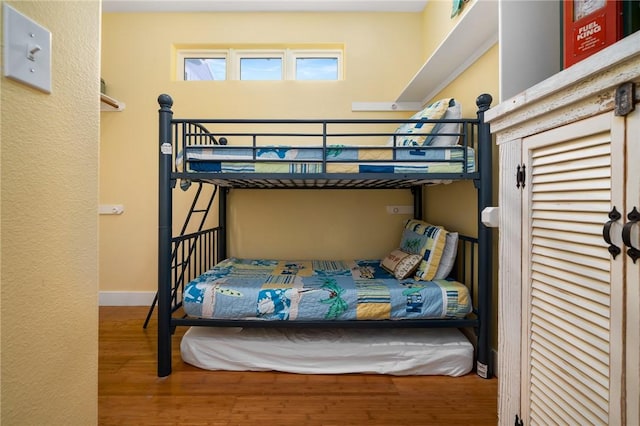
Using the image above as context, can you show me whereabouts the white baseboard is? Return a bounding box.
[99,291,156,306]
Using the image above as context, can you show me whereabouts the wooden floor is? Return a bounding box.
[99,307,497,425]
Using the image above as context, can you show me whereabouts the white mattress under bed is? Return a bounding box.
[180,326,473,377]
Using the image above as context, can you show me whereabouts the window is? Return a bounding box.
[295,57,339,80]
[177,47,343,81]
[237,51,284,80]
[240,58,282,80]
[184,58,226,81]
[177,50,228,81]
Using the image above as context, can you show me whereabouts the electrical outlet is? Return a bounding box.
[386,205,413,215]
[99,204,124,215]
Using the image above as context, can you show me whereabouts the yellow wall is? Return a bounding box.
[421,0,480,59]
[422,0,460,57]
[417,0,499,239]
[100,12,425,293]
[419,1,500,351]
[1,0,100,424]
[423,46,501,350]
[423,44,499,234]
[99,0,500,361]
[100,7,499,313]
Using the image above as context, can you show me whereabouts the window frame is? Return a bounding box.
[231,49,285,80]
[177,48,343,81]
[177,49,228,81]
[289,49,343,81]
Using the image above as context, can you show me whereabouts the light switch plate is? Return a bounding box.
[3,3,51,93]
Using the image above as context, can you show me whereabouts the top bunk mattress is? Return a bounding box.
[164,96,489,188]
[182,258,472,322]
[178,144,475,175]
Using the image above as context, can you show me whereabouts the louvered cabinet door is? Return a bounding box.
[625,106,640,426]
[520,112,625,426]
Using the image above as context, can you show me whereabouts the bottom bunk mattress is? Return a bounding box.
[182,258,472,321]
[180,326,474,376]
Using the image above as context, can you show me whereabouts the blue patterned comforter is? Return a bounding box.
[183,258,472,321]
[179,145,475,174]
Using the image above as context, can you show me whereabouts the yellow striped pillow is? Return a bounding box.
[399,219,448,281]
[387,98,453,147]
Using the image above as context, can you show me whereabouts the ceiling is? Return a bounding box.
[101,0,429,13]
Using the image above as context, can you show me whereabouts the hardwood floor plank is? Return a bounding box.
[99,307,497,425]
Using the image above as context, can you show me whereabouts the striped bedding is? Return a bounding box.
[182,258,472,321]
[178,145,475,174]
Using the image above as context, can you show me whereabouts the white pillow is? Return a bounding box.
[434,232,458,279]
[424,100,462,147]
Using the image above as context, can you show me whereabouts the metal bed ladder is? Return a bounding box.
[143,181,217,329]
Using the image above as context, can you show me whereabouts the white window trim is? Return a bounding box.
[176,48,343,81]
[289,49,343,80]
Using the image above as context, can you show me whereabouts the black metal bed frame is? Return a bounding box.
[154,93,494,379]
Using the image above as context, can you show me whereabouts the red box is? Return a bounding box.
[564,0,622,68]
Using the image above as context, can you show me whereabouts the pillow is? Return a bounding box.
[424,100,462,147]
[434,232,458,279]
[387,98,453,147]
[398,228,430,254]
[381,249,422,280]
[399,219,448,281]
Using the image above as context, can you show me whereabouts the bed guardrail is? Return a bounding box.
[168,113,480,189]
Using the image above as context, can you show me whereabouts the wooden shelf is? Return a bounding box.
[395,0,498,105]
[101,93,125,111]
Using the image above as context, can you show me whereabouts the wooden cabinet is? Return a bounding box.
[485,31,640,426]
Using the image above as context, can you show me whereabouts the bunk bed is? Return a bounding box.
[152,93,494,379]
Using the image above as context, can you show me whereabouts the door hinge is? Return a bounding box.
[515,414,524,426]
[516,164,526,189]
[615,82,635,116]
